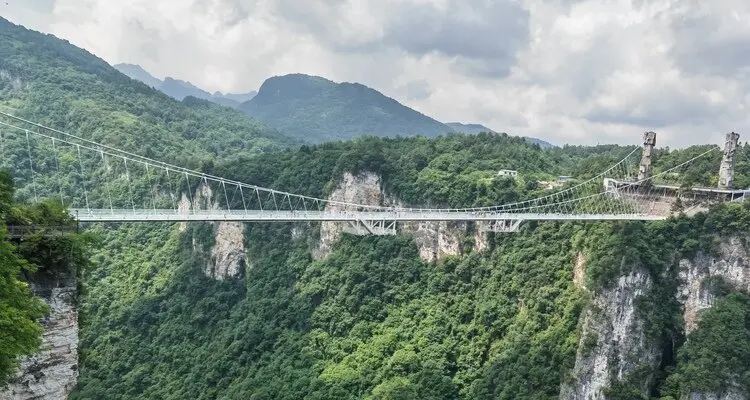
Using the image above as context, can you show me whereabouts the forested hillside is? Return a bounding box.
[239,74,453,143]
[2,16,750,400]
[0,17,294,169]
[444,122,554,149]
[68,133,750,399]
[72,134,586,399]
[0,171,90,385]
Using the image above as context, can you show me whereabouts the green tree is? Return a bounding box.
[0,172,48,384]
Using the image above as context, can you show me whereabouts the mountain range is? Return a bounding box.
[113,63,257,108]
[115,64,553,146]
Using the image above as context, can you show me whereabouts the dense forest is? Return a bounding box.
[0,171,90,384]
[62,129,750,399]
[1,15,749,400]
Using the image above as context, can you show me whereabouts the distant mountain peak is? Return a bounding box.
[115,62,149,71]
[114,63,162,88]
[213,90,258,104]
[446,122,497,134]
[112,63,257,108]
[240,74,452,143]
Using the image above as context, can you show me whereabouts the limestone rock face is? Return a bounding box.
[677,237,750,334]
[676,237,750,400]
[208,221,247,280]
[560,267,660,400]
[562,237,750,400]
[181,183,248,280]
[573,252,586,289]
[683,390,747,400]
[314,171,491,262]
[692,389,747,400]
[1,269,78,400]
[314,172,383,260]
[398,221,475,263]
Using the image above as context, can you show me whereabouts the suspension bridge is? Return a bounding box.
[0,111,746,233]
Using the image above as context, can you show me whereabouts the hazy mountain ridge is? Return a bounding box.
[447,122,554,148]
[446,122,496,134]
[113,63,257,108]
[113,63,162,88]
[114,64,552,147]
[239,74,554,146]
[212,91,257,103]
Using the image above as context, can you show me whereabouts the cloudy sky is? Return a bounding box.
[3,0,749,147]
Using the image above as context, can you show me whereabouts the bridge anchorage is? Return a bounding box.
[0,110,745,234]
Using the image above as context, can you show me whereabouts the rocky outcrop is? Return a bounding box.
[1,269,78,400]
[207,221,247,280]
[313,172,383,260]
[180,183,247,280]
[677,237,750,334]
[684,390,747,400]
[399,220,486,263]
[177,192,191,233]
[573,252,586,289]
[560,265,660,400]
[676,237,750,400]
[313,171,490,262]
[562,237,750,400]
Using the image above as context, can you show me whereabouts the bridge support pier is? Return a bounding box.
[487,220,522,233]
[638,131,657,184]
[719,132,740,190]
[344,220,397,236]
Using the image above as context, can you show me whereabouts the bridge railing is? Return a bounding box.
[0,110,727,222]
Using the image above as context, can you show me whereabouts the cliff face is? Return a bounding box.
[1,268,78,400]
[678,237,750,334]
[208,221,247,280]
[397,220,489,262]
[179,183,247,280]
[560,266,660,399]
[313,172,383,260]
[677,237,750,400]
[684,390,747,400]
[561,236,750,400]
[314,171,489,262]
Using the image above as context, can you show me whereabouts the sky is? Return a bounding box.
[2,0,749,148]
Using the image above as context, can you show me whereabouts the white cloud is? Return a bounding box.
[2,0,749,147]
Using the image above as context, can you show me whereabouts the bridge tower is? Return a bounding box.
[718,132,740,189]
[638,131,657,184]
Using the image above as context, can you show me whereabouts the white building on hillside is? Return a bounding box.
[497,169,518,178]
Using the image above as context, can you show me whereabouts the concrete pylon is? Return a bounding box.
[718,132,740,190]
[638,131,657,183]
